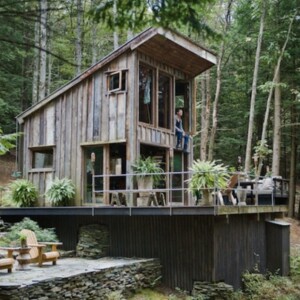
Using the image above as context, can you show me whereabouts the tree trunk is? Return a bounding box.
[208,55,220,161]
[32,17,40,104]
[257,12,295,176]
[113,0,119,49]
[289,119,296,217]
[200,72,210,161]
[47,40,52,96]
[208,0,232,161]
[76,0,83,75]
[272,70,281,176]
[90,0,97,65]
[244,0,266,174]
[38,0,47,101]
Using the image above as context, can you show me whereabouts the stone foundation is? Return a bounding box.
[192,281,234,300]
[76,224,110,259]
[0,258,161,300]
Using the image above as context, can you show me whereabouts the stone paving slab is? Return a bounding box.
[0,257,150,287]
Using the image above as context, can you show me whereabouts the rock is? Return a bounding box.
[76,224,110,259]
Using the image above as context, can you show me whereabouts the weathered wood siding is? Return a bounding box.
[138,124,175,147]
[22,54,131,204]
[21,50,197,204]
[2,214,275,290]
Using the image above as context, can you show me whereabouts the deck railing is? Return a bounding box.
[91,171,289,207]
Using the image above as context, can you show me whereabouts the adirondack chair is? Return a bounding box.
[20,229,62,267]
[216,174,239,205]
[0,247,15,273]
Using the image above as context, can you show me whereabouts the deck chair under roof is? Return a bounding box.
[20,229,62,267]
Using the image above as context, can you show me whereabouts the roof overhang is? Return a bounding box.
[17,27,216,123]
[131,28,216,77]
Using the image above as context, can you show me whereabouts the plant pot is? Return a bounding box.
[137,177,153,206]
[201,189,213,206]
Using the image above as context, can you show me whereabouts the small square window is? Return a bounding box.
[32,149,53,168]
[107,70,126,93]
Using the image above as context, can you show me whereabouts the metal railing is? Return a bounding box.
[88,171,289,207]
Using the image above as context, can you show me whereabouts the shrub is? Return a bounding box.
[290,253,300,281]
[8,179,39,207]
[46,177,75,206]
[0,217,58,247]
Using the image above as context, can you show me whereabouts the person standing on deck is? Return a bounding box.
[175,108,189,153]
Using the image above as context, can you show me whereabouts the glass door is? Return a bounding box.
[84,146,103,204]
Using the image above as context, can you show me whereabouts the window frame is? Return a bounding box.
[158,71,172,130]
[30,145,55,171]
[106,69,127,94]
[138,63,155,125]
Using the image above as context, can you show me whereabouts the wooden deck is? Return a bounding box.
[0,204,288,217]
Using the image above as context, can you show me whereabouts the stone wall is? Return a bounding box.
[192,281,234,300]
[0,259,161,300]
[76,224,110,258]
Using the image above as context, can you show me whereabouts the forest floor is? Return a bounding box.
[287,216,300,252]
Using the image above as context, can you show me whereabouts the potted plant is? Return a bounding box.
[187,160,230,205]
[9,179,39,207]
[46,177,75,206]
[131,156,164,206]
[19,233,28,248]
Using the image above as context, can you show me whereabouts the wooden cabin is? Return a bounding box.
[17,27,216,206]
[13,27,290,292]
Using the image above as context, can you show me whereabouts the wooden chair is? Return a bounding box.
[20,229,62,267]
[0,247,15,273]
[216,174,239,205]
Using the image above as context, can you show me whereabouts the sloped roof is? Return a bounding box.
[17,27,216,123]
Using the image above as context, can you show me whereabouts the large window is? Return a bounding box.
[158,73,171,129]
[32,148,53,169]
[139,64,173,130]
[139,64,153,124]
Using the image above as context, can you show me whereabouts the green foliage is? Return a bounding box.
[242,267,300,300]
[253,140,272,160]
[290,254,300,281]
[0,100,20,133]
[187,160,230,194]
[46,177,76,206]
[8,179,38,207]
[106,290,125,300]
[0,128,21,155]
[92,0,216,36]
[18,232,28,247]
[0,217,58,247]
[131,156,164,185]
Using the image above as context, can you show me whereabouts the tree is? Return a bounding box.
[257,11,295,176]
[92,0,216,35]
[76,0,83,75]
[200,72,211,161]
[208,0,233,161]
[244,0,266,174]
[39,0,48,101]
